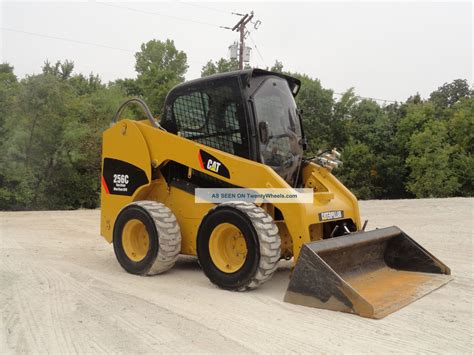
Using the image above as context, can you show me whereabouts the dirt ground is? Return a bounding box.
[0,198,472,353]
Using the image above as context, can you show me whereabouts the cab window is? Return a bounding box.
[170,78,249,159]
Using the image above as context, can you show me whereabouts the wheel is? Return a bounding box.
[113,201,181,275]
[197,201,281,291]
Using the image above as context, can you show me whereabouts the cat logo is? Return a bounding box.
[206,159,221,173]
[198,150,230,179]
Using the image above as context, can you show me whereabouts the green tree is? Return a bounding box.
[429,79,472,109]
[347,99,387,150]
[43,84,126,209]
[344,99,409,198]
[396,101,437,155]
[135,39,188,114]
[336,140,380,199]
[201,58,239,77]
[0,63,20,207]
[0,63,18,140]
[332,88,358,122]
[69,73,104,96]
[42,59,75,80]
[290,73,335,154]
[448,97,474,196]
[406,120,460,197]
[0,73,74,209]
[0,62,127,210]
[270,60,284,73]
[114,77,143,97]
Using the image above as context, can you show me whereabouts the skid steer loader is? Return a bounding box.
[100,69,451,318]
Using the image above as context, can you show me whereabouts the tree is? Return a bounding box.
[336,140,380,199]
[270,60,284,73]
[406,120,460,197]
[429,79,472,109]
[201,58,239,77]
[42,60,75,80]
[0,63,127,210]
[289,73,335,154]
[135,39,188,115]
[69,73,104,96]
[0,73,74,209]
[332,88,358,121]
[0,63,18,139]
[396,101,437,155]
[114,78,143,97]
[347,99,387,150]
[448,97,474,196]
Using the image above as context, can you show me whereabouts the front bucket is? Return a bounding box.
[284,226,452,319]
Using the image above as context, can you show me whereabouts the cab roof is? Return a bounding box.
[169,68,301,97]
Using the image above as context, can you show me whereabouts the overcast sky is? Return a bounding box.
[1,1,472,102]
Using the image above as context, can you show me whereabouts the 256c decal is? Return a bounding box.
[102,158,149,196]
[113,174,129,185]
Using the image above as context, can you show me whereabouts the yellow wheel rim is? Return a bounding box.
[122,219,150,262]
[209,223,248,273]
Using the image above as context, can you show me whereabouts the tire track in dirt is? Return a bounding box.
[1,254,253,353]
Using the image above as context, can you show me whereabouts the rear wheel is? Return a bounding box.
[197,201,281,291]
[113,201,181,275]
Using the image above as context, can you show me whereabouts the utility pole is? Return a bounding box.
[233,12,253,69]
[222,11,259,70]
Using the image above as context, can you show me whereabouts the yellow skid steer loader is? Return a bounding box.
[100,69,451,318]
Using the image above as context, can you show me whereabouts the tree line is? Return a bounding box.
[0,39,472,210]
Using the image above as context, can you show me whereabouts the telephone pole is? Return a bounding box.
[222,11,259,69]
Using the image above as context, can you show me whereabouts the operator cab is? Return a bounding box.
[161,69,305,187]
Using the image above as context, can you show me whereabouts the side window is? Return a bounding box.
[173,92,209,133]
[169,78,249,159]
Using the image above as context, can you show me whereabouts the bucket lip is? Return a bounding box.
[305,226,403,254]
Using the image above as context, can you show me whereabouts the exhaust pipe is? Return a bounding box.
[284,226,452,319]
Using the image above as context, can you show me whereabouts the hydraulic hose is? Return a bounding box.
[112,98,165,131]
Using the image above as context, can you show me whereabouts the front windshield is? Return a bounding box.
[253,77,303,186]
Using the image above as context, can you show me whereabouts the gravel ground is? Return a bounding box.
[0,198,472,353]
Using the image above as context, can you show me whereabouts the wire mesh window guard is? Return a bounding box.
[171,83,247,158]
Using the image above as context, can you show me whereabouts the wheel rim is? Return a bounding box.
[209,223,248,273]
[122,219,150,262]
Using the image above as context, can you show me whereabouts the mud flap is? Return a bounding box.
[284,226,452,319]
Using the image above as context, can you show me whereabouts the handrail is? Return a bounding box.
[112,98,165,131]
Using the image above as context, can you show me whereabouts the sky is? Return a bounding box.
[1,1,472,102]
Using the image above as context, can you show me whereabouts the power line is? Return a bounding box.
[1,27,134,53]
[1,26,208,66]
[96,2,262,69]
[2,27,398,102]
[333,92,398,104]
[96,2,223,29]
[175,1,235,16]
[248,33,266,68]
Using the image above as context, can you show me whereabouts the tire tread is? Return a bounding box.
[131,200,181,275]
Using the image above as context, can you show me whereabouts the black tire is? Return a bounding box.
[197,201,281,291]
[113,201,181,275]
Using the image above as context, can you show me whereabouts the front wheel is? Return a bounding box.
[113,201,181,275]
[197,201,281,291]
